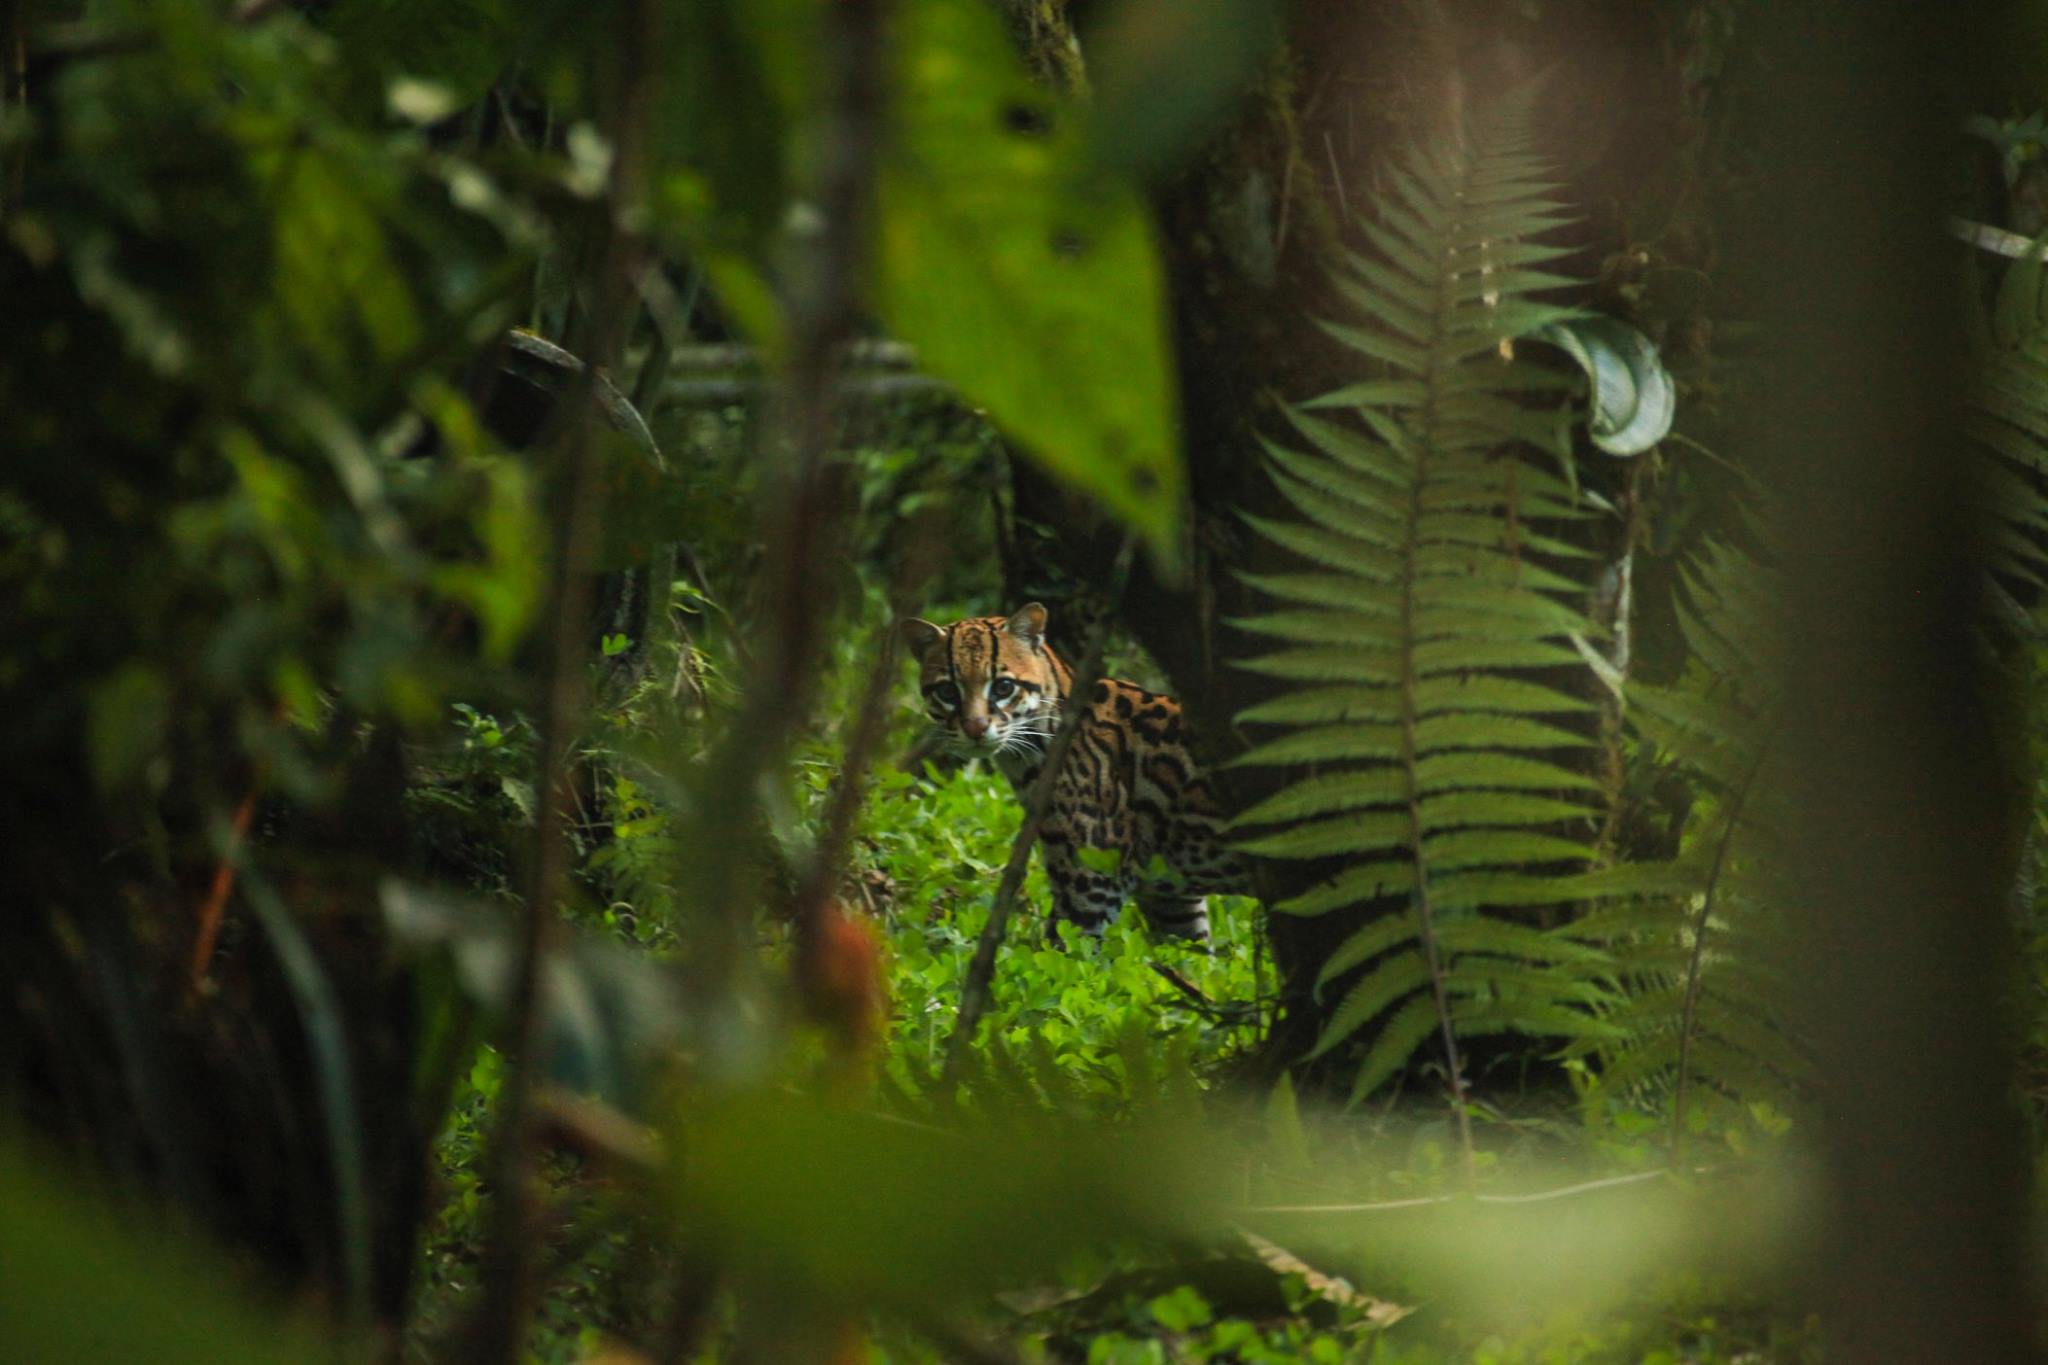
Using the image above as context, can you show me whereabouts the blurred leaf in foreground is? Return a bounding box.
[671,1089,1224,1310]
[0,1135,333,1363]
[875,0,1186,569]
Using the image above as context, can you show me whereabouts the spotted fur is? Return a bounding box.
[899,603,1250,941]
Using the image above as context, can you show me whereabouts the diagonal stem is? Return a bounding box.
[942,536,1136,1089]
[1669,734,1770,1159]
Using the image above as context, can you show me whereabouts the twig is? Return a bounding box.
[1948,215,2042,260]
[665,373,948,408]
[1670,733,1772,1160]
[1398,523,1474,1183]
[1236,1165,1712,1215]
[188,787,257,987]
[1324,131,1349,222]
[1274,143,1295,262]
[789,610,910,1031]
[672,339,917,371]
[942,537,1137,1086]
[1148,962,1264,1022]
[672,0,887,1007]
[473,3,656,1359]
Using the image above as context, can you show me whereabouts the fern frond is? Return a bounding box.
[1233,88,1612,1127]
[1969,338,2048,589]
[1576,534,1808,1143]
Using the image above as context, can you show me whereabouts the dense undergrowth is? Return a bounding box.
[6,4,2041,1361]
[395,589,1826,1364]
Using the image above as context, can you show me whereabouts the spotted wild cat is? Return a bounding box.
[899,603,1250,940]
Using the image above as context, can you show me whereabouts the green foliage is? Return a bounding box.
[874,0,1187,566]
[851,760,1269,1106]
[1231,91,1615,1107]
[2,2,550,798]
[1573,537,1808,1140]
[1961,215,2048,595]
[7,2,2024,1362]
[0,1134,334,1362]
[660,0,1189,563]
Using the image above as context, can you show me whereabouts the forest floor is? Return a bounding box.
[401,663,1822,1364]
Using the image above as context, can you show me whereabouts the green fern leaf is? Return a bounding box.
[1347,995,1446,1107]
[1234,86,1613,1119]
[1307,949,1433,1059]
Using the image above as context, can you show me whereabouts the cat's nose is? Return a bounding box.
[962,714,990,739]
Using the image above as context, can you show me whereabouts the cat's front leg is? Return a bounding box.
[1135,893,1210,942]
[1039,831,1125,942]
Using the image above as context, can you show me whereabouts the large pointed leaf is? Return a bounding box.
[874,0,1183,564]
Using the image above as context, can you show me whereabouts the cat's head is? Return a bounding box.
[898,602,1065,756]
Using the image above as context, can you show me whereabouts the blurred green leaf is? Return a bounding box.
[86,662,170,790]
[1084,0,1284,180]
[875,0,1185,567]
[266,142,423,374]
[665,0,790,259]
[324,0,526,107]
[673,1090,1223,1308]
[0,1135,331,1363]
[382,880,686,1112]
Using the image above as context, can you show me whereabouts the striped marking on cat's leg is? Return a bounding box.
[1044,845,1124,943]
[1136,894,1210,942]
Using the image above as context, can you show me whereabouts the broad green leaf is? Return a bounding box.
[268,146,421,375]
[875,0,1183,564]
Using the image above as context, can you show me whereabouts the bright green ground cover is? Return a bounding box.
[403,620,1820,1362]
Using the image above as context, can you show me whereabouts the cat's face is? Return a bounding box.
[899,603,1062,757]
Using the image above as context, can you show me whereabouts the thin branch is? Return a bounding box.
[1235,1165,1710,1215]
[789,606,915,1036]
[943,537,1136,1087]
[1399,363,1474,1185]
[672,339,917,371]
[1949,215,2042,260]
[1149,962,1266,1022]
[188,787,256,987]
[1670,736,1771,1158]
[473,2,656,1358]
[665,372,950,407]
[671,0,887,1010]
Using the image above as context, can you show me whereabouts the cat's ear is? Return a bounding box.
[898,617,945,658]
[1004,602,1048,643]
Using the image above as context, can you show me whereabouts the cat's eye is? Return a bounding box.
[929,682,959,707]
[990,677,1017,702]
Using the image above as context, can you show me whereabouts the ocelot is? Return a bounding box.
[899,603,1250,940]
